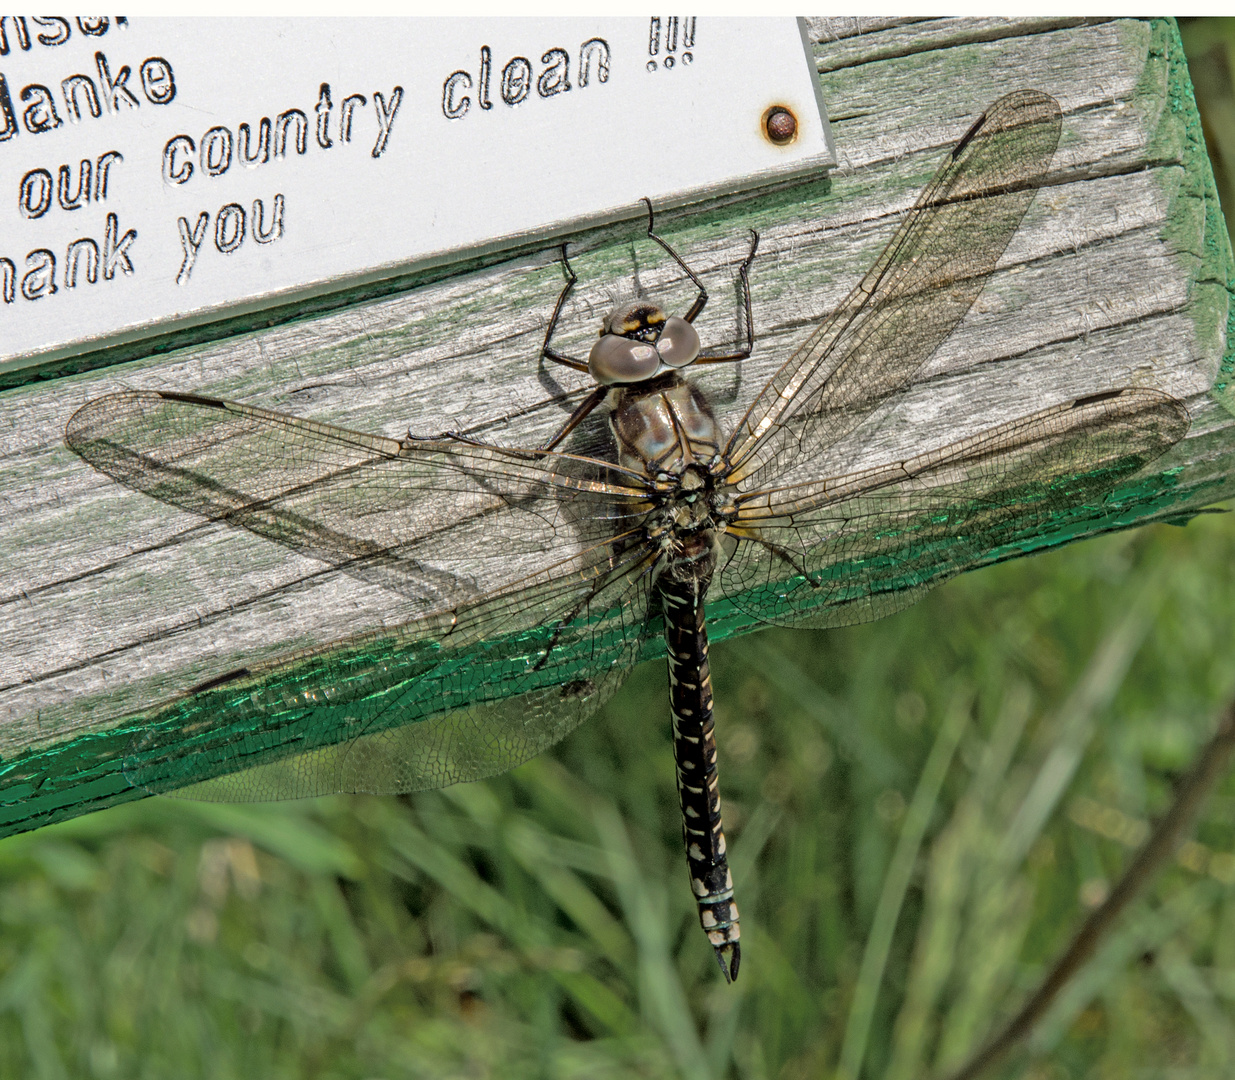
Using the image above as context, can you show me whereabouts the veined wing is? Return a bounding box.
[724,90,1063,486]
[124,528,661,800]
[716,388,1189,628]
[68,389,668,799]
[67,390,654,613]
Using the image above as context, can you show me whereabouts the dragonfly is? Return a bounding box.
[66,90,1188,983]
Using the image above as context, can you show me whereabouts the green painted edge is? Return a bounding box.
[1148,19,1235,412]
[0,467,1221,839]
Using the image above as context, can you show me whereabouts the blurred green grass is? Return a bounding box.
[5,21,1235,1080]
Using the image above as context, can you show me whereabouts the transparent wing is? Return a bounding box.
[725,90,1063,488]
[124,535,660,799]
[716,388,1189,628]
[67,389,664,799]
[67,390,653,612]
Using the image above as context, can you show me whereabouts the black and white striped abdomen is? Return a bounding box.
[658,571,740,982]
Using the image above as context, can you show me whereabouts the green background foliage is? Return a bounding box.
[4,20,1235,1080]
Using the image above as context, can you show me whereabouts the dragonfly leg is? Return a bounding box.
[642,196,712,325]
[540,384,609,452]
[542,243,591,374]
[404,429,499,447]
[694,228,760,364]
[645,199,761,360]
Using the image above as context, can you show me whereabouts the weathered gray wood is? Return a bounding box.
[0,19,1230,816]
[806,16,1106,72]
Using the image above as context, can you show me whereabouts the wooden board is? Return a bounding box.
[0,18,1230,835]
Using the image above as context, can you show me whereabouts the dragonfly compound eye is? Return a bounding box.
[655,316,701,368]
[588,333,661,385]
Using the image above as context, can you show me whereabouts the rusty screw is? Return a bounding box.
[764,106,797,145]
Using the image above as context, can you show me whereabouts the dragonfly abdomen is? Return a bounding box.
[659,570,740,983]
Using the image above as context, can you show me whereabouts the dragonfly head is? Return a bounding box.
[589,300,701,386]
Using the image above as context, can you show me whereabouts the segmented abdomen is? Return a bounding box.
[659,572,740,981]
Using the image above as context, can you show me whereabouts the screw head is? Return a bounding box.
[764,106,797,145]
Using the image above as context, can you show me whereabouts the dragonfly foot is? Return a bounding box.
[714,941,740,983]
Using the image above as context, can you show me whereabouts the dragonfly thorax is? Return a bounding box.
[642,461,736,575]
[610,373,725,482]
[588,300,701,386]
[668,467,716,525]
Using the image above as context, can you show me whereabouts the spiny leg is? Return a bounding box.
[541,384,608,452]
[694,228,760,364]
[643,197,760,366]
[537,242,610,449]
[642,196,711,324]
[541,243,590,374]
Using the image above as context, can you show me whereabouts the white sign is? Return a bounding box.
[0,17,833,370]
